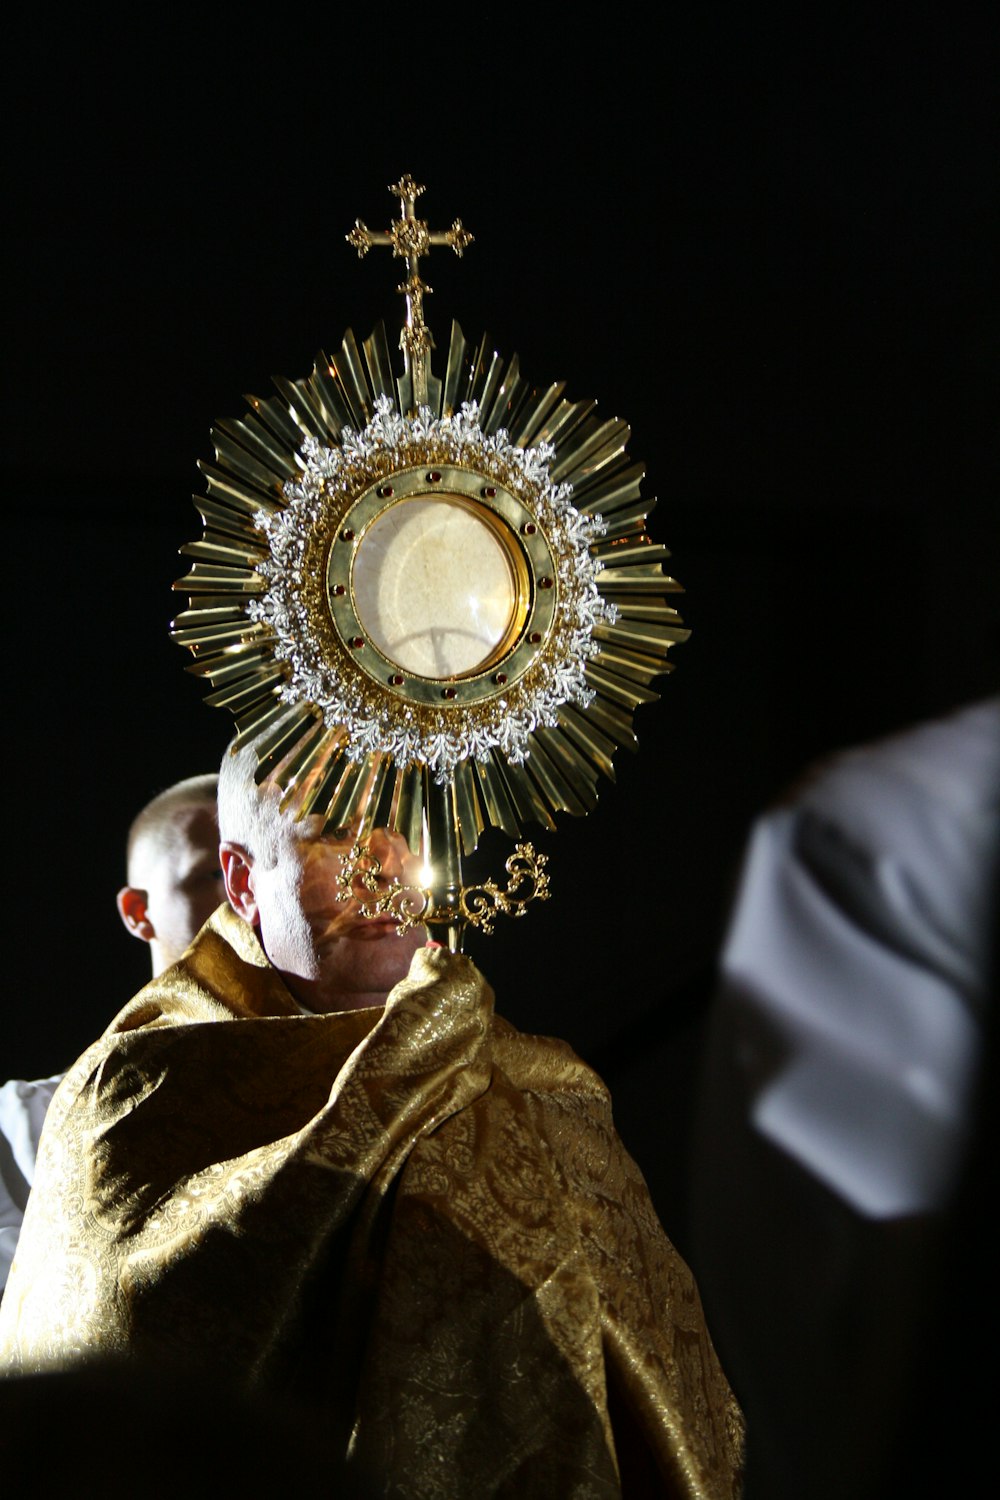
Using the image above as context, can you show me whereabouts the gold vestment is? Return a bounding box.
[0,907,742,1497]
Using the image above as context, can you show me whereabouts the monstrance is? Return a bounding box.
[173,176,688,950]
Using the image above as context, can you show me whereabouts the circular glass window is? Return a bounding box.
[351,496,522,678]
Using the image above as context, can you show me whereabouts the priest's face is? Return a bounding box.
[230,815,424,1013]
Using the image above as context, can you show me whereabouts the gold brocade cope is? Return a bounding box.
[0,907,743,1497]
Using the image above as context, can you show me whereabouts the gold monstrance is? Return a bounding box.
[172,176,688,950]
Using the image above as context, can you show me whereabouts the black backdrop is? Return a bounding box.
[5,11,996,1239]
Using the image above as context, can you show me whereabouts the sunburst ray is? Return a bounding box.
[173,320,685,859]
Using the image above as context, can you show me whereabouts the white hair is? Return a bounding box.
[217,739,289,866]
[126,774,219,885]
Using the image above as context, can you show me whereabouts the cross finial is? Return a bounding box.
[347,176,473,412]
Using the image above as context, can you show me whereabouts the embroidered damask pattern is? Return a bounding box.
[0,906,743,1497]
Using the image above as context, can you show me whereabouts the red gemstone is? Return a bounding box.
[494,672,508,685]
[442,687,456,699]
[529,631,542,644]
[540,576,553,589]
[341,527,355,541]
[377,484,394,498]
[522,522,536,535]
[349,637,364,649]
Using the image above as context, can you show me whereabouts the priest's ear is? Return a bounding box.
[220,843,259,925]
[117,887,155,944]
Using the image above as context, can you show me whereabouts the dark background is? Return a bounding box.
[4,11,996,1238]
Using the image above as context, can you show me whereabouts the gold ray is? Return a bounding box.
[289,738,346,816]
[389,762,424,854]
[337,330,375,424]
[508,382,566,446]
[215,415,301,480]
[193,497,263,545]
[173,564,265,595]
[359,757,395,839]
[212,427,290,492]
[200,677,280,718]
[251,704,319,781]
[193,524,264,552]
[444,329,482,413]
[300,372,346,443]
[234,698,298,749]
[186,643,276,685]
[312,354,356,434]
[495,756,557,831]
[323,757,377,831]
[291,734,348,820]
[322,358,364,431]
[598,573,681,600]
[556,704,618,781]
[272,375,327,442]
[190,594,255,614]
[533,397,597,451]
[453,759,485,855]
[462,332,490,409]
[574,459,646,514]
[592,640,676,684]
[584,661,662,710]
[198,463,282,517]
[172,603,248,630]
[244,391,307,450]
[442,321,469,416]
[205,668,284,712]
[595,501,660,539]
[172,622,259,651]
[523,731,596,817]
[298,369,348,441]
[474,349,504,417]
[594,536,672,565]
[580,691,640,748]
[595,617,689,656]
[568,452,635,499]
[603,599,686,626]
[532,725,602,804]
[472,755,523,840]
[550,416,629,483]
[481,354,526,435]
[274,732,336,814]
[371,764,402,833]
[178,537,267,569]
[363,323,396,404]
[272,719,329,796]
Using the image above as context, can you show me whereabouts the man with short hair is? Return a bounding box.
[116,773,223,980]
[0,742,743,1497]
[0,774,220,1295]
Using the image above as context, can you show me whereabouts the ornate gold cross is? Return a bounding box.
[347,175,473,412]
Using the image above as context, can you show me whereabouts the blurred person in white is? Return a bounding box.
[692,697,1000,1499]
[0,775,220,1294]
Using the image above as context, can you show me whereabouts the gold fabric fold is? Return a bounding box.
[0,906,742,1497]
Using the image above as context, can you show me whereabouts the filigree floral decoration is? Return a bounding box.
[173,319,688,851]
[245,396,614,779]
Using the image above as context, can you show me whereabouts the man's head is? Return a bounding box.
[218,740,424,1014]
[117,775,222,978]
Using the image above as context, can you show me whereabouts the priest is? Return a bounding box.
[0,738,743,1498]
